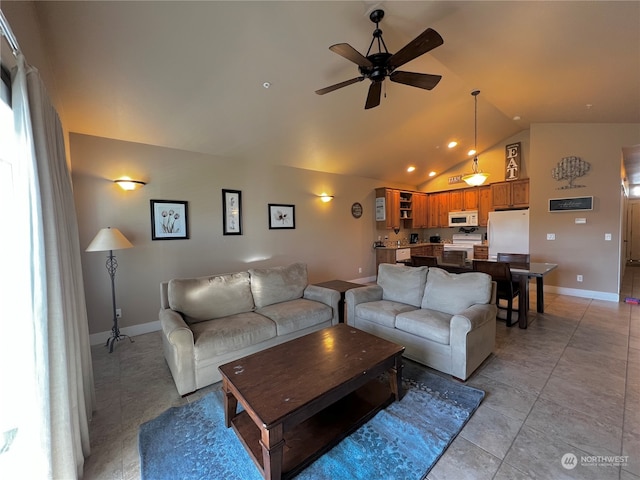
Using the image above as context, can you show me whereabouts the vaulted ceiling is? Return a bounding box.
[10,1,640,186]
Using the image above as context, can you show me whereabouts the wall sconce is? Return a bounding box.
[114,177,146,191]
[319,193,334,203]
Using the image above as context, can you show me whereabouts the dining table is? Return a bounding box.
[420,258,559,329]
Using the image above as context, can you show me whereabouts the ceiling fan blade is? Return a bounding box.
[389,71,442,90]
[315,77,365,95]
[388,28,444,69]
[329,43,373,67]
[365,81,382,109]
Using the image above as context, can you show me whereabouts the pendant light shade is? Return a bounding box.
[463,90,489,186]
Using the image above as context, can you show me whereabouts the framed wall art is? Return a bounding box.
[222,189,242,235]
[150,200,189,240]
[268,204,295,229]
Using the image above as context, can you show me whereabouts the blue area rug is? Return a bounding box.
[139,361,484,480]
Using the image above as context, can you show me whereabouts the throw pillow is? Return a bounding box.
[168,271,255,324]
[378,263,429,307]
[421,267,492,315]
[249,262,308,308]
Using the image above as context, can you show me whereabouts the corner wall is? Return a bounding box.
[70,133,412,335]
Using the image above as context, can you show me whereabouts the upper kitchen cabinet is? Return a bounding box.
[412,193,429,228]
[478,185,491,226]
[427,191,450,228]
[449,188,479,212]
[375,187,400,229]
[491,179,529,209]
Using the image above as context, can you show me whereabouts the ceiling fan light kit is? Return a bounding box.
[316,9,443,109]
[463,90,489,187]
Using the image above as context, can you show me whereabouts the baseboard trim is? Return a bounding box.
[544,285,618,302]
[348,275,377,284]
[89,320,162,346]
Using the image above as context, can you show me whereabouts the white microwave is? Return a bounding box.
[448,210,479,227]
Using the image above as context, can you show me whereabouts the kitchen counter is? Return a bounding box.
[374,242,443,250]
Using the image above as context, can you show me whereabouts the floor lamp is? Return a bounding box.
[86,227,134,353]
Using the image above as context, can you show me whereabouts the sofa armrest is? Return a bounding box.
[345,285,383,325]
[304,285,341,325]
[159,308,196,395]
[451,303,497,333]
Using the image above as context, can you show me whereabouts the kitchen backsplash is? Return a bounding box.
[375,226,487,246]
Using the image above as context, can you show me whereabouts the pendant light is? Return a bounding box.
[462,89,489,186]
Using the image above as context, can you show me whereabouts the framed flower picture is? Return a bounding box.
[268,204,295,229]
[150,200,189,240]
[222,189,242,235]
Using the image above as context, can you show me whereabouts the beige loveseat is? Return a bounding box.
[159,263,340,395]
[346,264,497,381]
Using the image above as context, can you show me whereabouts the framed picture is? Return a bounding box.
[222,189,242,235]
[268,204,295,229]
[150,200,189,240]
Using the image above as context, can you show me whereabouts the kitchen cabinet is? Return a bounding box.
[437,193,450,227]
[449,188,479,212]
[491,179,529,209]
[478,186,491,226]
[399,191,413,221]
[427,192,449,228]
[375,188,400,229]
[375,249,397,270]
[412,193,429,228]
[474,245,489,260]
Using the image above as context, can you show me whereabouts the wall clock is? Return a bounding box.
[351,202,363,219]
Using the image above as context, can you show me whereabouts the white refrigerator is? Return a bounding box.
[488,210,530,260]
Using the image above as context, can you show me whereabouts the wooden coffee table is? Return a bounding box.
[218,324,405,480]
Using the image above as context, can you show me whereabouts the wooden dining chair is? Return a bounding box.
[411,255,438,267]
[472,260,520,327]
[440,250,466,266]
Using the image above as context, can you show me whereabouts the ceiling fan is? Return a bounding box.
[315,9,444,109]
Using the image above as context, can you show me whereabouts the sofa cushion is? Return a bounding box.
[395,309,453,345]
[191,312,277,358]
[257,298,332,335]
[249,262,308,308]
[377,264,429,308]
[168,271,254,324]
[354,300,417,328]
[421,268,492,315]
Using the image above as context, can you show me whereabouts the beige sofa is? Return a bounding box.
[159,263,340,395]
[345,264,497,381]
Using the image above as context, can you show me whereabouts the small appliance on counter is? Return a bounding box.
[410,233,419,244]
[429,235,441,243]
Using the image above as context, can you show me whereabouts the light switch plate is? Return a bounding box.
[547,233,556,240]
[605,233,612,241]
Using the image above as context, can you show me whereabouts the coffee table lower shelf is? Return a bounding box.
[230,378,394,479]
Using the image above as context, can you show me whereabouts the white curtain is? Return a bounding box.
[10,54,95,479]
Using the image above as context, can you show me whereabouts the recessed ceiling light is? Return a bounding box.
[447,141,458,149]
[263,82,271,89]
[429,171,436,177]
[513,115,521,121]
[468,149,476,156]
[407,166,416,172]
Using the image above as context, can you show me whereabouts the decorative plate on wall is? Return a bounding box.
[351,202,363,218]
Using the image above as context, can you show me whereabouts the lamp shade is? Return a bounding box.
[86,227,134,252]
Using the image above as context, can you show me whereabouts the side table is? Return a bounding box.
[313,280,367,324]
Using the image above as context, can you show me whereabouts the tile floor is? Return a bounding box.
[84,269,640,480]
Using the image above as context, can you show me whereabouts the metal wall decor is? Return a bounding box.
[551,156,591,189]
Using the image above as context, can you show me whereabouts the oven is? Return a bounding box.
[443,234,482,261]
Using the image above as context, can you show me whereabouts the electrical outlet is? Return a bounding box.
[605,233,612,241]
[577,275,583,282]
[116,308,122,319]
[547,233,556,240]
[358,267,362,274]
